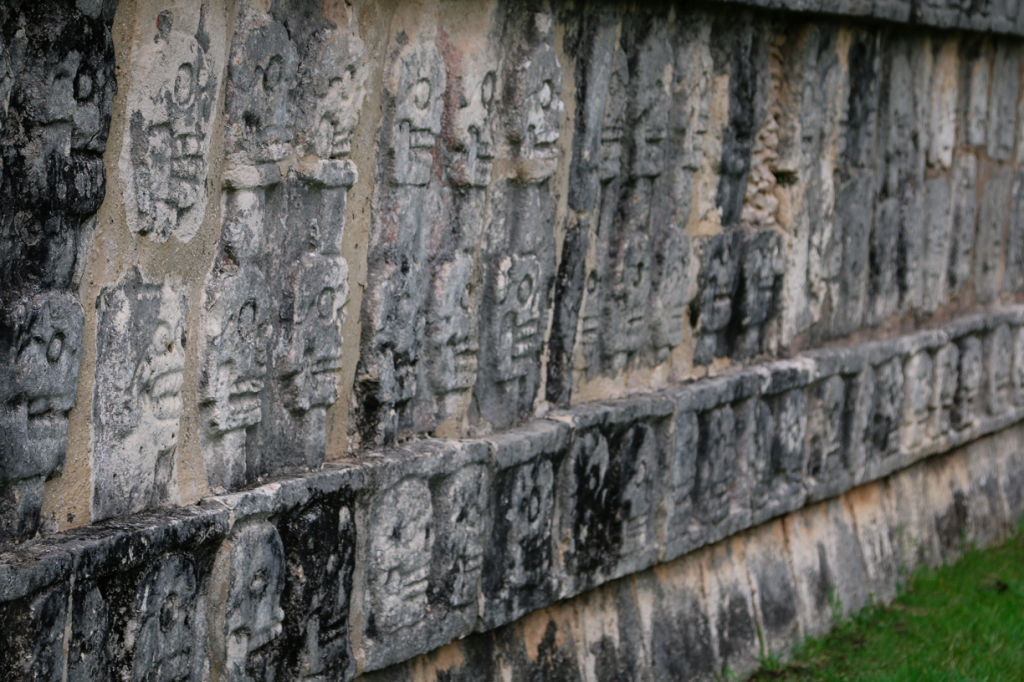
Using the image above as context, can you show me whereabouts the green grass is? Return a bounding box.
[749,525,1024,682]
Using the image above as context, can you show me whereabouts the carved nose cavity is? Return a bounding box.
[413,78,431,109]
[174,64,194,106]
[46,334,64,363]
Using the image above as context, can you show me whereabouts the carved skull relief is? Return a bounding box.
[368,479,432,635]
[391,40,445,186]
[491,255,544,383]
[426,254,478,398]
[131,555,199,682]
[122,5,224,242]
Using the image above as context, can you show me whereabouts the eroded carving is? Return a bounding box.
[222,523,286,681]
[131,555,202,682]
[93,270,186,520]
[121,3,225,242]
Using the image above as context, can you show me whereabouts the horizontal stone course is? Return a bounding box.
[4,307,1024,679]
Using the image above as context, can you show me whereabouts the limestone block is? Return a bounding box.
[804,374,852,500]
[713,17,769,228]
[119,1,227,243]
[701,539,759,677]
[473,12,562,432]
[784,499,869,638]
[1011,327,1024,405]
[743,520,801,658]
[995,423,1024,522]
[639,557,717,682]
[863,357,904,469]
[481,420,570,630]
[963,439,1011,548]
[923,453,972,563]
[845,483,899,604]
[948,153,978,298]
[0,292,83,541]
[92,270,187,521]
[976,168,1012,303]
[0,583,68,681]
[965,44,990,147]
[987,43,1021,161]
[985,324,1013,417]
[691,231,741,365]
[214,522,287,681]
[1002,172,1024,293]
[927,38,959,169]
[922,175,952,313]
[902,350,934,451]
[557,395,674,595]
[751,388,807,524]
[356,440,489,671]
[128,552,207,679]
[930,343,959,440]
[953,334,983,430]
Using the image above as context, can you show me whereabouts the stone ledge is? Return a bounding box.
[3,306,1024,679]
[361,424,1024,681]
[704,0,1024,36]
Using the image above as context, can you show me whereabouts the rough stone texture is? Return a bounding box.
[0,0,115,544]
[7,0,1024,679]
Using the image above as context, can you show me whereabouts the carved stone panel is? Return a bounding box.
[482,427,564,628]
[559,414,666,594]
[0,0,115,543]
[120,1,227,243]
[752,388,807,524]
[902,351,934,451]
[865,358,903,463]
[0,583,69,681]
[358,441,489,671]
[205,0,365,485]
[931,342,960,438]
[220,522,286,681]
[805,375,849,497]
[473,11,562,432]
[93,270,187,520]
[277,494,358,681]
[953,335,983,430]
[985,324,1013,416]
[129,554,205,682]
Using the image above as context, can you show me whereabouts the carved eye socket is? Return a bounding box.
[75,69,94,101]
[317,289,336,319]
[238,301,256,340]
[264,55,284,91]
[46,334,64,363]
[250,568,268,597]
[413,78,432,110]
[517,273,534,305]
[159,593,178,631]
[586,271,598,295]
[481,71,496,107]
[538,81,552,108]
[630,262,645,288]
[527,487,541,522]
[174,64,194,106]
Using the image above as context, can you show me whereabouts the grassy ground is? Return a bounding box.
[748,524,1024,682]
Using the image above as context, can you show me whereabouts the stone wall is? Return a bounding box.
[2,0,1024,679]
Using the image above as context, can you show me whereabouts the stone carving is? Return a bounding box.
[430,464,487,609]
[0,0,115,542]
[222,523,286,681]
[484,454,557,626]
[902,351,934,450]
[131,554,202,682]
[805,375,848,493]
[0,292,84,542]
[202,1,365,485]
[865,358,903,461]
[947,153,978,297]
[753,389,807,521]
[277,497,358,681]
[931,342,960,438]
[93,270,187,520]
[366,478,432,639]
[1012,328,1024,405]
[121,2,225,242]
[355,34,446,445]
[985,324,1013,415]
[473,11,562,432]
[563,420,663,588]
[953,335,983,429]
[694,405,739,532]
[0,584,69,681]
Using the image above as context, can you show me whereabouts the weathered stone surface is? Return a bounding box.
[472,10,562,432]
[355,440,489,671]
[92,270,187,520]
[556,395,674,595]
[119,0,226,243]
[0,0,115,543]
[481,420,569,629]
[744,520,802,657]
